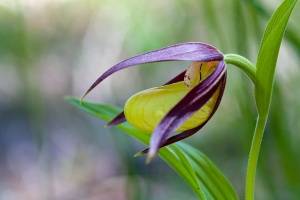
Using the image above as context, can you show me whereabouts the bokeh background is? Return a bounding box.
[0,0,299,199]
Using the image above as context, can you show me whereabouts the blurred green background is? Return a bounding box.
[0,0,299,199]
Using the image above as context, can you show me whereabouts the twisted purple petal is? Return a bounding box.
[81,43,223,99]
[136,74,226,156]
[147,61,226,161]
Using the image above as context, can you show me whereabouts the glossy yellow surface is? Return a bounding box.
[124,61,220,133]
[124,81,220,133]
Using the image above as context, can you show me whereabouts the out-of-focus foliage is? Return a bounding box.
[0,0,299,199]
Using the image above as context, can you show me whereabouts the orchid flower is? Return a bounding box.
[81,42,227,162]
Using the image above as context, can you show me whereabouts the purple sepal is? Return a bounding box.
[81,43,223,99]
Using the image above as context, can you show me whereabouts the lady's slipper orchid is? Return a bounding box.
[81,42,227,162]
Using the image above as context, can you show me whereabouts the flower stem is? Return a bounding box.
[224,54,256,83]
[245,114,267,200]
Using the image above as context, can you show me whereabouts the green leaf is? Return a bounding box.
[255,0,297,117]
[66,97,238,200]
[246,1,297,200]
[179,143,239,200]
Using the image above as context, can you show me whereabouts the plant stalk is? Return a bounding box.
[245,114,267,200]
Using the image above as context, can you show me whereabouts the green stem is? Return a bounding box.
[245,114,267,200]
[224,54,256,83]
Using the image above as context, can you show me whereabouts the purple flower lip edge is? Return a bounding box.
[80,42,226,162]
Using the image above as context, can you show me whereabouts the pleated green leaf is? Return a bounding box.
[66,97,238,200]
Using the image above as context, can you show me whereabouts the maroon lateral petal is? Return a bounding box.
[81,43,223,99]
[137,74,227,155]
[147,61,226,160]
[106,111,126,126]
